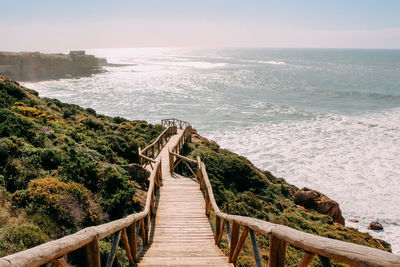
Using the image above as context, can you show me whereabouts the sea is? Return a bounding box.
[24,48,400,253]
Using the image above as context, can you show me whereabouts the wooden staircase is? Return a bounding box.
[138,129,232,266]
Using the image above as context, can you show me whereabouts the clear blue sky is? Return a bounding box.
[1,0,400,51]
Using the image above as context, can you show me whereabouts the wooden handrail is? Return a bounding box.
[0,124,176,267]
[0,161,162,267]
[169,125,400,267]
[161,118,191,129]
[140,125,177,161]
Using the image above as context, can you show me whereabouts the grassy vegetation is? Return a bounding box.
[181,139,391,266]
[0,75,163,262]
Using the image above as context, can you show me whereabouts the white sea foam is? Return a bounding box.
[241,59,286,65]
[204,110,400,253]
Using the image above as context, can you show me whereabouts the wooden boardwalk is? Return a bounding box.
[138,130,232,266]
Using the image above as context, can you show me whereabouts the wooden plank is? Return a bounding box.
[129,223,138,262]
[229,222,240,261]
[86,236,100,267]
[121,228,134,264]
[230,227,249,263]
[269,234,286,267]
[215,216,221,244]
[51,256,68,267]
[216,219,225,246]
[299,252,315,267]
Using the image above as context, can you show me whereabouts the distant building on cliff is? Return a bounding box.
[69,50,86,57]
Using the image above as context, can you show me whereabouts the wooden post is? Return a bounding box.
[299,253,315,267]
[121,228,134,264]
[269,234,286,267]
[129,223,138,262]
[230,227,249,263]
[140,218,146,245]
[86,235,101,267]
[206,196,211,216]
[51,256,68,267]
[216,219,225,246]
[138,147,142,165]
[150,193,155,215]
[215,216,221,244]
[250,229,263,267]
[169,149,173,173]
[144,214,150,245]
[226,221,231,245]
[229,222,240,261]
[205,189,210,216]
[196,156,201,182]
[158,159,162,181]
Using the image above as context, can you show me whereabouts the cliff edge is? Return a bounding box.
[0,50,108,82]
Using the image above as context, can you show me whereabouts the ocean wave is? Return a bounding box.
[203,111,400,253]
[241,59,286,65]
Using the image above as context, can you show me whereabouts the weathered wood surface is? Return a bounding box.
[138,129,232,266]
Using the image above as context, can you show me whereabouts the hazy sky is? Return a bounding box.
[1,0,400,51]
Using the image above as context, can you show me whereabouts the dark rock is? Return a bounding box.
[368,221,383,230]
[293,187,345,225]
[348,218,359,223]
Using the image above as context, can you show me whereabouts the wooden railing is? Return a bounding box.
[139,125,177,169]
[0,124,176,267]
[169,126,400,267]
[161,118,191,129]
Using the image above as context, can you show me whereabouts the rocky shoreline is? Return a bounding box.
[0,50,109,82]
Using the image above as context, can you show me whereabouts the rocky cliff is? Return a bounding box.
[0,51,107,82]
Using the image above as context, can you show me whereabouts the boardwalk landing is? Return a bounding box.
[139,130,232,266]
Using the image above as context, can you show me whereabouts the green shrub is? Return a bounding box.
[0,138,19,164]
[0,83,26,108]
[13,177,103,227]
[98,166,139,219]
[41,149,62,170]
[99,239,129,267]
[84,118,104,131]
[85,107,96,115]
[0,223,48,256]
[63,109,76,119]
[62,147,99,191]
[0,109,36,141]
[113,116,128,124]
[105,135,140,163]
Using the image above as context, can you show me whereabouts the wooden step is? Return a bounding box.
[137,129,232,266]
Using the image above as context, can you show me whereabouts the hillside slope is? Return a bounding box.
[0,75,163,264]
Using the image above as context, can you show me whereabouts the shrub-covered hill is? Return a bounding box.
[182,135,392,266]
[0,75,164,258]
